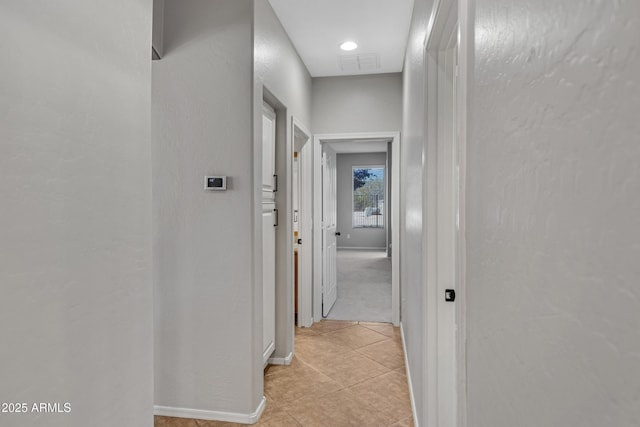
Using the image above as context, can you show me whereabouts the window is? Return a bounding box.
[352,166,384,228]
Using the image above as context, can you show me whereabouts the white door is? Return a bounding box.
[262,203,276,365]
[262,102,276,199]
[262,102,277,365]
[322,148,337,317]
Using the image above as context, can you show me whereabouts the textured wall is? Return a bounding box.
[153,0,257,416]
[255,0,312,127]
[336,153,388,249]
[400,0,435,424]
[468,0,640,425]
[254,0,313,374]
[0,1,153,426]
[312,73,403,134]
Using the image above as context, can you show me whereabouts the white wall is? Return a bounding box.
[254,0,313,365]
[0,1,153,426]
[467,0,640,425]
[312,73,403,134]
[153,0,259,417]
[336,153,387,249]
[255,0,312,128]
[400,0,435,424]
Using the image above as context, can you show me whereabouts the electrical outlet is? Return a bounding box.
[347,233,350,239]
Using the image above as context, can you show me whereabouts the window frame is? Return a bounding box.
[351,165,385,229]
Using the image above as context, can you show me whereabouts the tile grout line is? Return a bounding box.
[354,339,406,370]
[285,333,396,403]
[293,353,398,397]
[292,322,403,392]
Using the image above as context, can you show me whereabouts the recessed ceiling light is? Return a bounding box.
[340,41,358,51]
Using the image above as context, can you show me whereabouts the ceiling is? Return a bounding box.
[268,0,415,77]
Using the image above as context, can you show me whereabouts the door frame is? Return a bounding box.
[311,131,401,326]
[292,118,313,329]
[259,88,295,367]
[423,0,469,425]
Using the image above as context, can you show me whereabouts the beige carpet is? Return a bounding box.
[326,249,392,323]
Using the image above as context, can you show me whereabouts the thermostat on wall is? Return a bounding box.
[204,176,227,191]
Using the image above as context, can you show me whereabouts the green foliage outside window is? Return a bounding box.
[352,167,384,228]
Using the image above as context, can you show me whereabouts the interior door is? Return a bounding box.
[262,102,276,199]
[322,147,337,317]
[262,101,277,365]
[262,203,276,365]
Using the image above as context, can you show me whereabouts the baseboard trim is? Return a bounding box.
[400,322,420,427]
[154,397,266,425]
[263,341,275,367]
[269,351,293,366]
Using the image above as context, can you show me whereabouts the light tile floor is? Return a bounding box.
[155,320,414,427]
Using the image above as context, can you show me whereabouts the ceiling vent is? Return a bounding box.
[338,53,380,73]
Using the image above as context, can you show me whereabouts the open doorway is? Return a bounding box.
[292,118,312,329]
[326,155,391,322]
[307,132,400,327]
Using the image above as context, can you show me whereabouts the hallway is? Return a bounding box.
[155,320,413,426]
[3,0,639,425]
